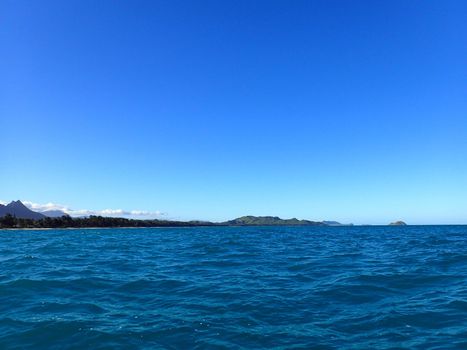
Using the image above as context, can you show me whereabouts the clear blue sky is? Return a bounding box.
[1,0,466,224]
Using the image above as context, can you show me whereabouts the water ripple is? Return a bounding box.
[1,226,467,349]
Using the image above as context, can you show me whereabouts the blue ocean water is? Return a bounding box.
[1,226,467,349]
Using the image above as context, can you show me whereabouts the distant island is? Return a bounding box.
[0,200,358,229]
[224,216,324,226]
[389,221,407,226]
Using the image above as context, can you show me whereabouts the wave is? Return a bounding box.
[1,225,467,348]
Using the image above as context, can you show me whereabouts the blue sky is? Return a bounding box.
[1,0,466,224]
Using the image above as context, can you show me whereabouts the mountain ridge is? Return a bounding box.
[0,200,46,220]
[40,210,70,218]
[223,215,325,226]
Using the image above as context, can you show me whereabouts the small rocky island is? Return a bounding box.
[389,221,407,226]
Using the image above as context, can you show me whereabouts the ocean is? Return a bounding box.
[1,226,467,349]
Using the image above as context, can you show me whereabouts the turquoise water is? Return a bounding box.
[1,226,467,349]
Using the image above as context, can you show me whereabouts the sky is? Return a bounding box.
[1,0,466,224]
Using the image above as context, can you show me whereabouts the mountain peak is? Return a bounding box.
[0,200,45,220]
[8,200,27,207]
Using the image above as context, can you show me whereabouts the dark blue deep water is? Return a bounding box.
[1,226,467,349]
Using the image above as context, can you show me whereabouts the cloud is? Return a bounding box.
[20,200,166,218]
[130,210,163,216]
[23,201,68,212]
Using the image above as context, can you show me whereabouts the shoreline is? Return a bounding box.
[1,224,466,231]
[0,226,214,231]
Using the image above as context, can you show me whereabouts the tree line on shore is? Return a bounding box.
[0,214,215,229]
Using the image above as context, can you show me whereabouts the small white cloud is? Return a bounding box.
[23,201,70,213]
[130,210,164,216]
[100,209,126,215]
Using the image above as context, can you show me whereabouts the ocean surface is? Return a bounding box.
[1,226,467,349]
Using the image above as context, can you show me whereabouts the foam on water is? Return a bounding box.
[1,226,467,349]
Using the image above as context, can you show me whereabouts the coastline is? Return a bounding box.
[1,224,466,231]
